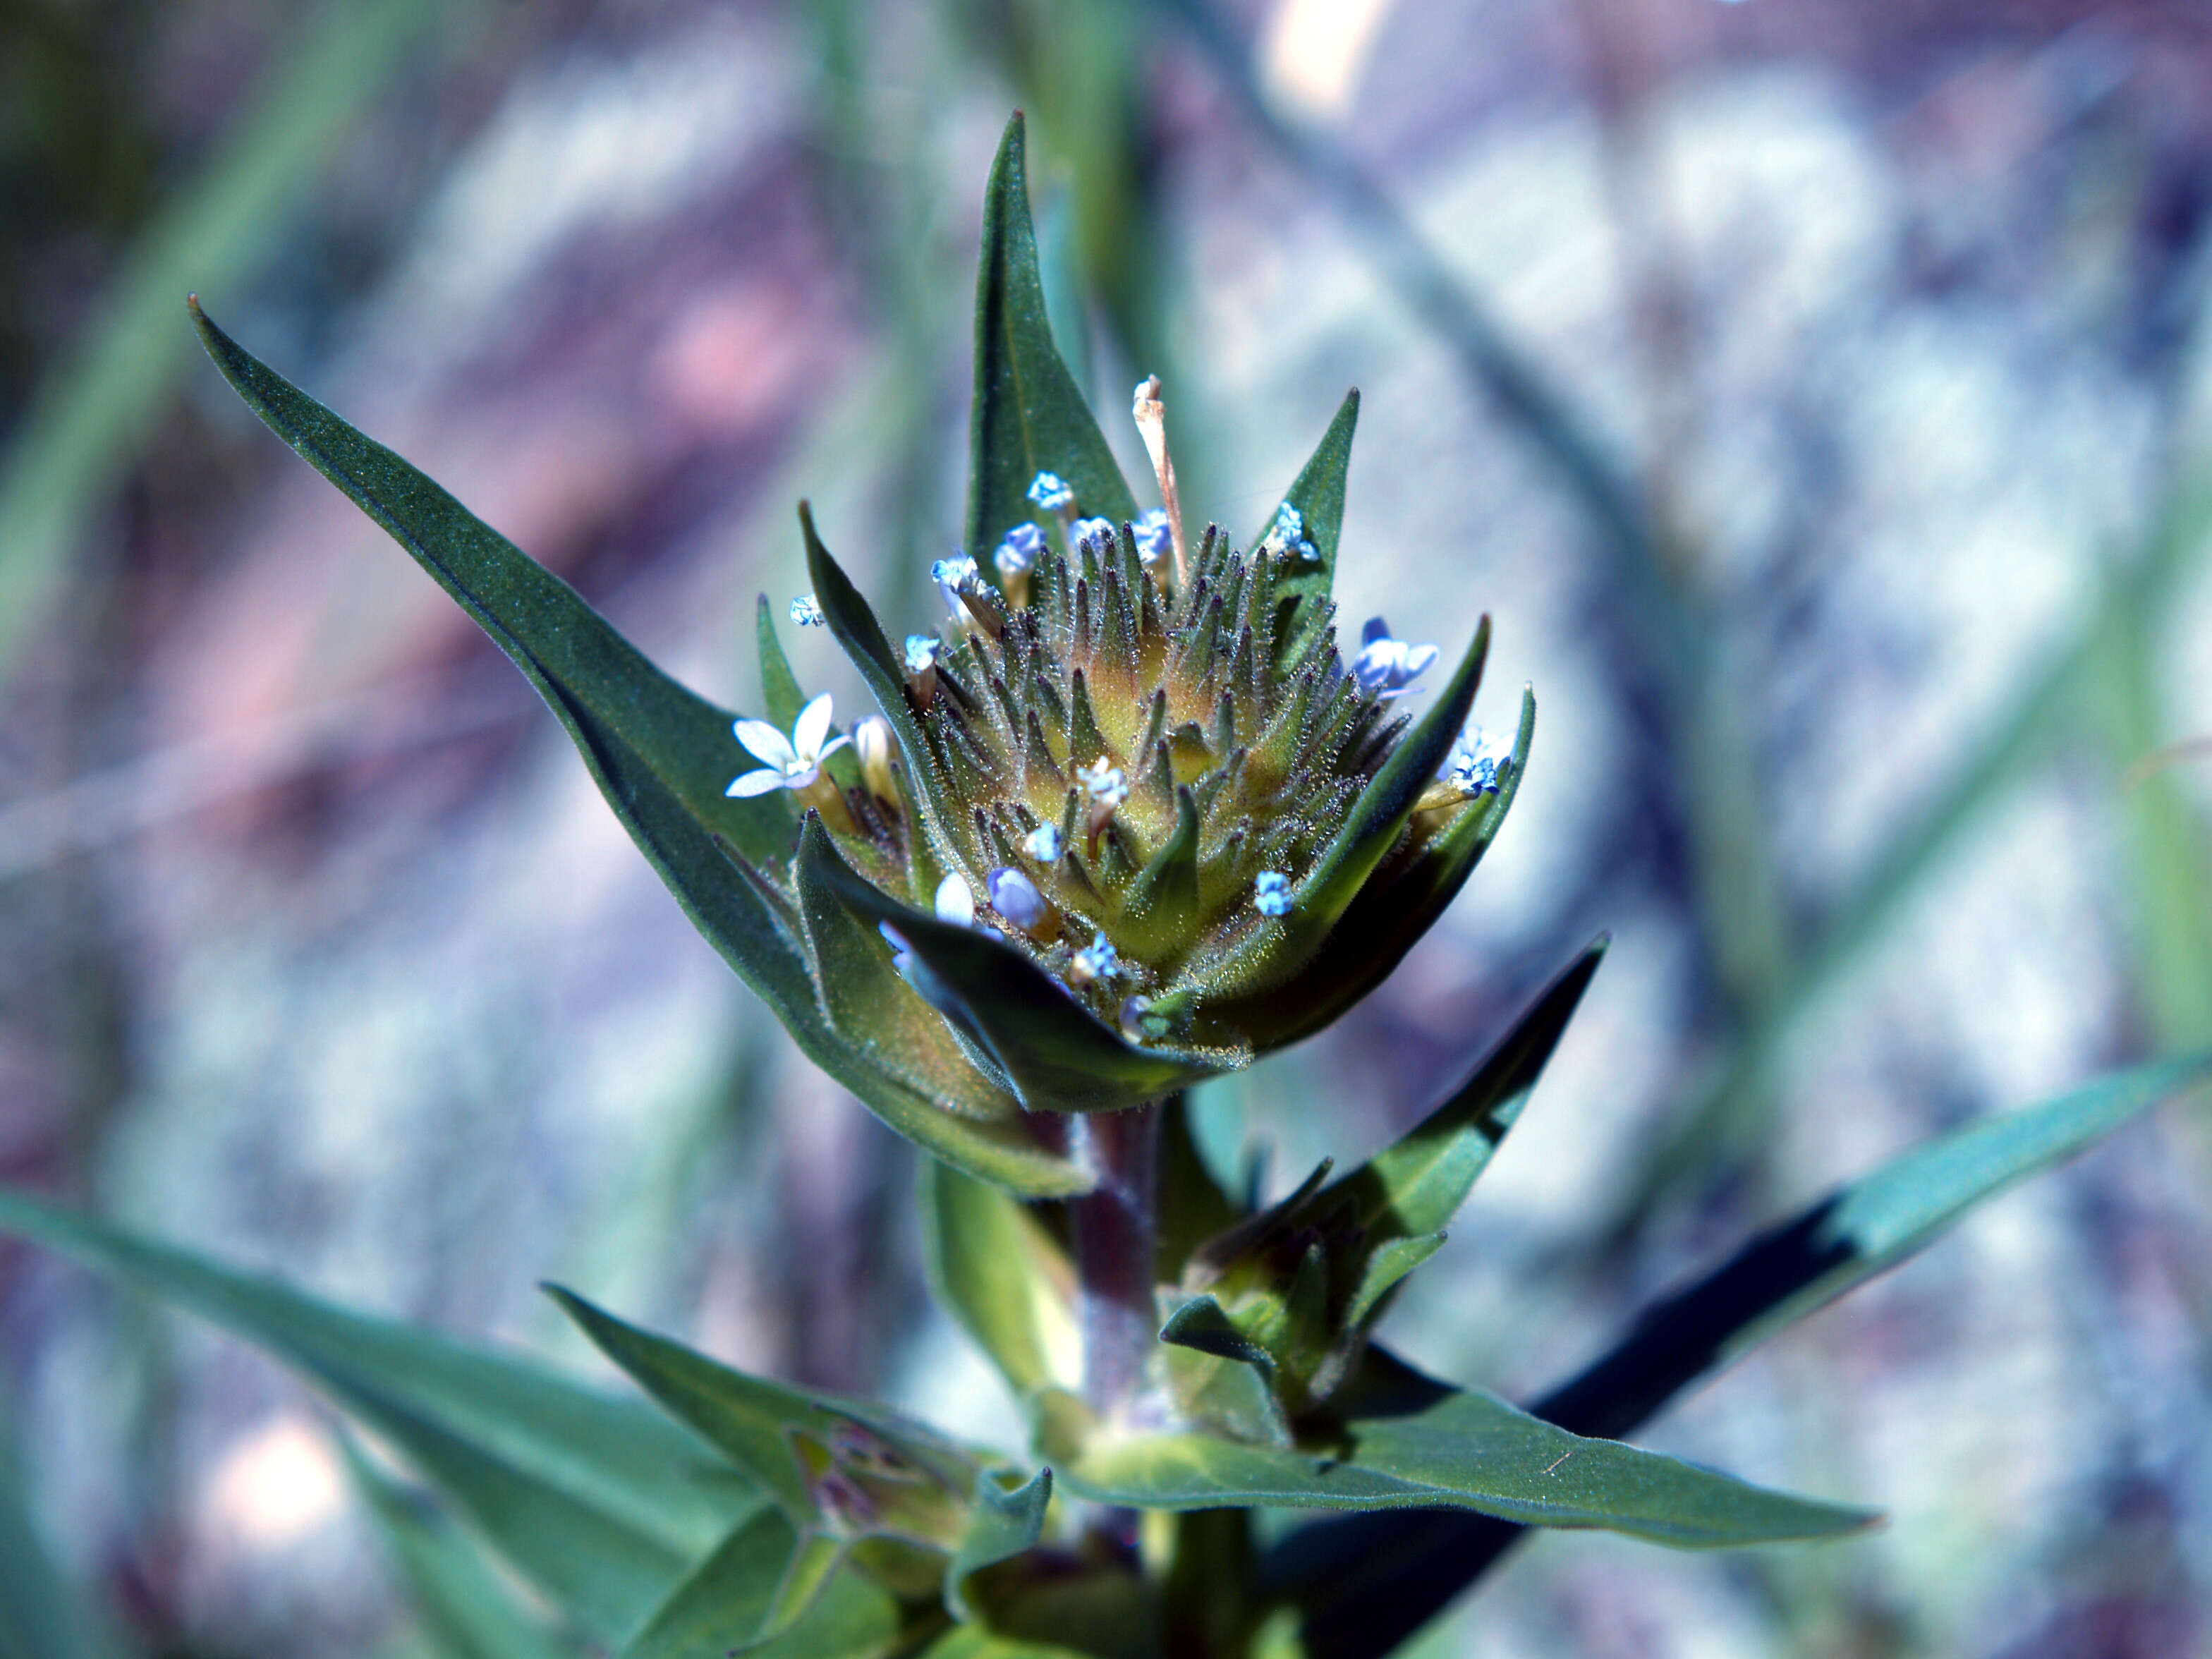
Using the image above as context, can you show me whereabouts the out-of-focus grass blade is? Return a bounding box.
[341,1436,575,1659]
[0,1189,758,1646]
[0,1392,127,1659]
[0,0,445,679]
[1260,1049,2212,1658]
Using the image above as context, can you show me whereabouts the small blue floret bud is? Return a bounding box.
[1026,471,1076,512]
[1254,870,1292,917]
[904,634,940,674]
[988,867,1049,931]
[994,521,1045,576]
[1132,508,1172,567]
[1023,822,1063,863]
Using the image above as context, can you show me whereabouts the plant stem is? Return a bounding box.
[1071,1100,1162,1420]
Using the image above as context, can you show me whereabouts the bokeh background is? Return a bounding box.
[6,0,2212,1653]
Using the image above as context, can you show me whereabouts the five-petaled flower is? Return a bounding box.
[1253,870,1292,917]
[790,594,826,627]
[1260,502,1318,564]
[1027,470,1076,512]
[1078,756,1129,808]
[1022,822,1063,863]
[1071,932,1119,985]
[728,693,852,798]
[1350,616,1440,699]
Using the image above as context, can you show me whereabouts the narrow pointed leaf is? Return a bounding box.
[804,827,1236,1112]
[1256,389,1359,668]
[760,1534,850,1644]
[624,1508,903,1659]
[966,114,1136,571]
[920,1160,1078,1403]
[757,594,808,731]
[1344,1234,1446,1329]
[1040,1348,1873,1547]
[0,1189,754,1644]
[1158,1295,1276,1375]
[547,1287,978,1525]
[340,1436,573,1659]
[1261,1050,2212,1658]
[946,1469,1052,1622]
[1330,937,1605,1245]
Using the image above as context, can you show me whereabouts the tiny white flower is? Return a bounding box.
[1253,870,1292,917]
[1027,471,1076,512]
[1071,515,1115,548]
[935,873,976,927]
[904,634,940,674]
[1078,756,1129,808]
[931,553,979,618]
[1022,822,1064,863]
[988,867,1048,931]
[994,521,1045,576]
[1350,616,1440,699]
[1441,725,1511,797]
[1131,508,1172,568]
[853,715,896,800]
[727,693,853,798]
[1071,932,1119,985]
[789,594,825,627]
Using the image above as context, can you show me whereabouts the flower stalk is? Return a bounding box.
[1071,1100,1164,1422]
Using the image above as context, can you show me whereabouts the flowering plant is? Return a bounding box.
[1,112,2202,1659]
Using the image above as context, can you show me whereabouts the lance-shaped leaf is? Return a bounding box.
[1157,620,1490,1029]
[1260,1050,2212,1659]
[945,1469,1052,1622]
[965,114,1136,572]
[624,1507,904,1659]
[1246,688,1535,1050]
[1038,1347,1873,1548]
[339,1435,573,1659]
[757,594,809,731]
[547,1287,985,1529]
[921,1160,1078,1404]
[191,305,1081,1197]
[792,818,1028,1126]
[0,1189,755,1646]
[801,504,962,890]
[1328,937,1605,1253]
[1256,389,1359,670]
[803,825,1240,1113]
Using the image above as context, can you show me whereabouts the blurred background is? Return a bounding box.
[5,0,2212,1653]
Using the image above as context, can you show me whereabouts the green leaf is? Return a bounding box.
[946,1469,1052,1621]
[1258,1050,2212,1658]
[1330,937,1605,1247]
[1342,1234,1446,1330]
[917,1632,1095,1659]
[1255,389,1359,669]
[1040,1349,1873,1548]
[1229,687,1535,1050]
[624,1507,904,1659]
[0,1189,755,1646]
[965,113,1136,571]
[757,594,809,731]
[803,825,1237,1112]
[546,1287,981,1527]
[340,1436,573,1659]
[1543,1047,2212,1442]
[920,1159,1078,1403]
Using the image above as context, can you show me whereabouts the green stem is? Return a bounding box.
[1071,1101,1162,1420]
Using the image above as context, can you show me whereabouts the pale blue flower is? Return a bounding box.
[988,867,1049,930]
[931,553,978,617]
[1442,725,1511,796]
[1078,756,1128,808]
[1023,822,1064,863]
[935,873,976,927]
[1131,508,1172,568]
[1260,502,1318,564]
[1119,995,1153,1040]
[1254,870,1292,917]
[1071,515,1116,548]
[1071,932,1119,985]
[904,634,940,674]
[728,693,852,798]
[994,521,1045,577]
[1351,616,1440,699]
[1027,471,1076,512]
[789,594,825,627]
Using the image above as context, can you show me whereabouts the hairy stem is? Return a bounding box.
[1071,1101,1162,1419]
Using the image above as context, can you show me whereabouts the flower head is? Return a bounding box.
[790,594,826,627]
[1026,471,1076,513]
[1350,616,1440,699]
[1131,508,1172,568]
[729,693,853,798]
